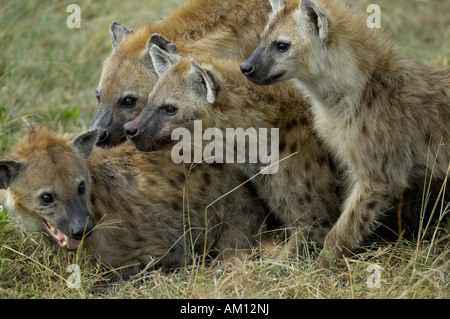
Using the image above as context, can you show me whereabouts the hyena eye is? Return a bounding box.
[122,96,136,107]
[163,105,177,115]
[275,42,290,52]
[40,193,54,206]
[78,181,86,195]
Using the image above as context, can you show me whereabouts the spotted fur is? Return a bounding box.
[0,127,266,278]
[92,0,271,147]
[243,0,450,259]
[126,46,342,256]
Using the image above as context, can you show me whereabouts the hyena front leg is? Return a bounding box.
[323,182,398,260]
[285,220,334,257]
[280,189,338,258]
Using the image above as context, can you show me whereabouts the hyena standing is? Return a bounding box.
[124,36,342,256]
[93,0,271,147]
[0,127,266,278]
[242,0,450,259]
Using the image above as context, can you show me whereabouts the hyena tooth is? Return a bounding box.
[49,224,56,233]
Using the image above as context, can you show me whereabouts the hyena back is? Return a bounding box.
[242,0,450,259]
[125,38,342,255]
[0,127,266,277]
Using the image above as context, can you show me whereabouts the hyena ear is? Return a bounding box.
[0,160,24,189]
[148,33,179,55]
[189,59,218,104]
[299,0,328,41]
[110,21,133,50]
[69,129,99,159]
[269,0,285,12]
[149,45,178,78]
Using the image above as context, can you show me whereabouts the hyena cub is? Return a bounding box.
[0,127,266,278]
[242,0,450,259]
[124,35,342,256]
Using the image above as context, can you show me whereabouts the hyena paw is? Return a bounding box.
[277,236,305,260]
[322,228,350,260]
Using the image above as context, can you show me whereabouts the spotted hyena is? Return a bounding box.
[92,0,271,147]
[123,35,342,256]
[0,127,266,278]
[242,0,450,259]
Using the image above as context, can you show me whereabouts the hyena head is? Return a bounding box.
[91,22,178,147]
[241,0,329,85]
[124,34,219,152]
[0,128,98,250]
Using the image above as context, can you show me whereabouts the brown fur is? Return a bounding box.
[0,127,266,278]
[245,0,450,259]
[126,50,342,256]
[93,0,271,147]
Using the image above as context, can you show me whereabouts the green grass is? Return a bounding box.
[0,0,449,299]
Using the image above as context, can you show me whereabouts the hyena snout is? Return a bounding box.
[96,128,109,145]
[90,108,109,145]
[43,203,93,250]
[240,61,255,77]
[89,121,109,146]
[240,47,273,84]
[70,216,93,240]
[66,200,94,240]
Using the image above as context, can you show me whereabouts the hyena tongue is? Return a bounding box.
[40,218,81,250]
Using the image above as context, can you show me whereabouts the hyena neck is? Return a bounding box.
[293,37,386,119]
[213,90,276,130]
[209,63,279,129]
[292,2,393,117]
[292,64,366,120]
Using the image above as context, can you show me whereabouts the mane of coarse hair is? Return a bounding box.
[7,126,70,161]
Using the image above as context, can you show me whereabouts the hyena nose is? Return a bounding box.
[97,128,109,144]
[123,121,141,139]
[71,223,93,240]
[240,61,255,76]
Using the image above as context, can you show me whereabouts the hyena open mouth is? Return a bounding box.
[39,217,81,250]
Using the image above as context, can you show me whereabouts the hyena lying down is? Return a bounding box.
[124,35,342,256]
[0,127,266,277]
[93,0,271,147]
[242,0,450,259]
